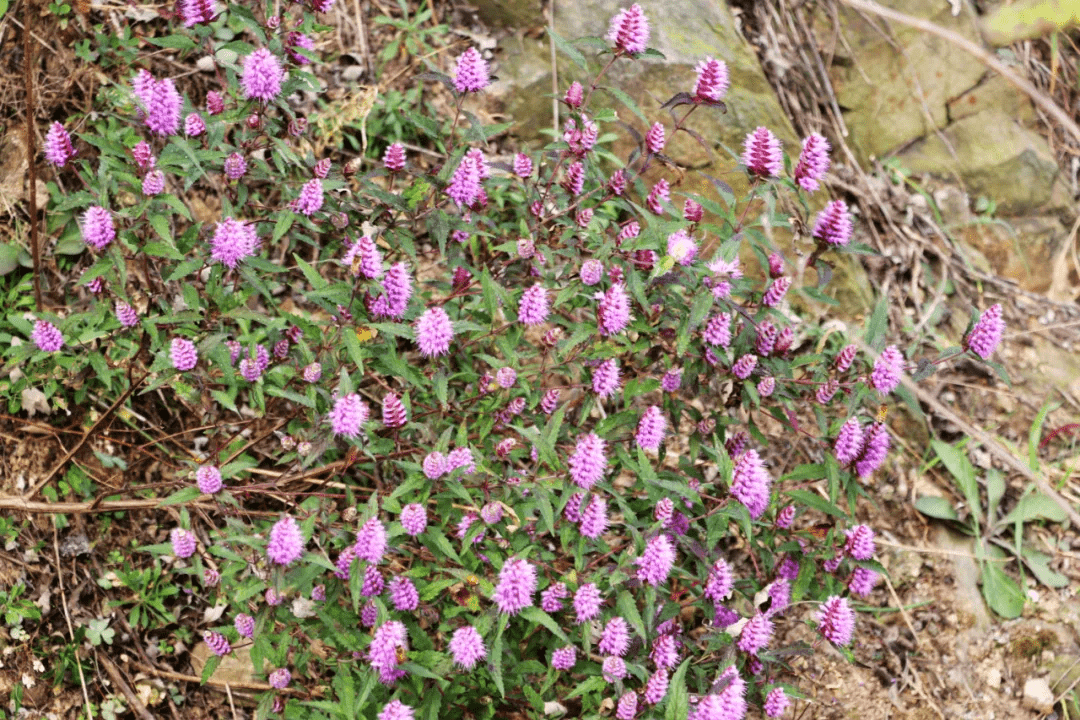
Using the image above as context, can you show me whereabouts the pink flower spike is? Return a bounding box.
[453,47,489,93]
[31,320,64,352]
[449,626,487,670]
[81,206,115,250]
[592,359,621,400]
[184,113,206,137]
[44,122,75,167]
[635,533,675,586]
[383,143,406,172]
[293,178,324,216]
[145,77,182,136]
[607,3,650,55]
[646,122,666,154]
[242,48,284,102]
[731,449,772,518]
[693,57,730,104]
[170,528,196,558]
[573,583,602,624]
[569,433,607,490]
[513,153,533,177]
[855,422,890,478]
[210,217,259,269]
[267,515,304,565]
[491,557,537,615]
[646,178,670,215]
[763,276,791,307]
[564,81,584,108]
[328,392,369,438]
[871,345,904,396]
[400,503,427,536]
[598,283,632,336]
[635,406,666,451]
[794,133,831,192]
[379,701,415,720]
[834,416,864,466]
[965,304,1005,359]
[170,338,198,371]
[742,126,782,178]
[765,688,790,718]
[182,0,215,26]
[414,306,454,357]
[551,645,577,670]
[812,200,854,246]
[382,392,408,428]
[196,465,223,494]
[817,595,855,646]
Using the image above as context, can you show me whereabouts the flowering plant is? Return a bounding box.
[15,2,1009,718]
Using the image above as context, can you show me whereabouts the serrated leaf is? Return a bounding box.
[616,590,646,641]
[548,28,588,71]
[520,606,570,643]
[664,659,690,720]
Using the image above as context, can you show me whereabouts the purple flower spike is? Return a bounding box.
[389,576,419,611]
[423,451,447,480]
[871,345,904,396]
[849,567,880,597]
[599,616,630,657]
[765,687,790,718]
[513,153,533,177]
[661,367,682,392]
[518,284,550,325]
[694,57,730,104]
[492,557,537,616]
[732,354,758,380]
[382,392,408,428]
[737,612,773,655]
[81,206,115,250]
[743,126,782,177]
[45,122,75,167]
[182,0,215,26]
[31,320,64,352]
[691,666,746,720]
[115,302,138,328]
[242,48,284,102]
[817,595,855,646]
[646,178,670,214]
[592,359,621,400]
[368,620,408,683]
[204,631,231,656]
[616,692,637,720]
[383,143,406,171]
[224,152,247,180]
[763,276,791,307]
[569,433,607,490]
[635,534,676,586]
[573,583,602,624]
[844,524,876,560]
[414,306,454,357]
[607,3,650,55]
[579,494,608,539]
[856,422,890,477]
[636,406,666,451]
[552,645,577,670]
[794,133,831,192]
[267,515,304,565]
[170,528,196,558]
[234,613,255,638]
[965,304,1004,359]
[564,81,584,108]
[449,625,487,670]
[453,47,489,93]
[667,230,698,265]
[646,122,666,154]
[269,668,291,689]
[835,344,858,372]
[704,558,733,602]
[643,668,670,705]
[145,77,182,136]
[400,503,427,536]
[355,517,387,563]
[170,338,198,371]
[598,283,632,336]
[293,178,324,216]
[834,416,864,466]
[211,217,259,269]
[379,701,414,720]
[703,313,732,348]
[812,199,854,246]
[196,465,223,494]
[329,393,369,438]
[731,449,772,518]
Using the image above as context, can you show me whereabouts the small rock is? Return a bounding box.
[985,667,1001,690]
[196,56,217,73]
[1022,677,1053,713]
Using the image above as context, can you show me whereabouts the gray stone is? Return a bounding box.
[472,0,544,29]
[815,0,987,162]
[897,110,1062,215]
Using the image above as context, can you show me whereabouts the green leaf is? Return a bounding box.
[999,492,1067,526]
[914,495,959,521]
[601,85,648,124]
[931,440,979,522]
[616,590,646,641]
[158,486,201,507]
[0,243,21,275]
[143,241,184,260]
[548,28,588,71]
[783,489,847,519]
[664,659,691,720]
[271,212,295,243]
[490,616,506,698]
[1028,399,1058,471]
[566,676,606,700]
[864,291,889,347]
[520,606,570,643]
[981,561,1024,618]
[147,34,197,51]
[200,654,222,684]
[1022,548,1070,588]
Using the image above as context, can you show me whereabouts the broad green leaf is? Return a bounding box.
[520,607,570,643]
[616,590,646,641]
[1021,548,1069,588]
[1000,492,1067,526]
[548,28,588,71]
[664,659,691,720]
[980,561,1024,618]
[914,496,959,521]
[783,489,847,519]
[931,440,979,521]
[158,486,201,506]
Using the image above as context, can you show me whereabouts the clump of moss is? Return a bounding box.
[1009,629,1058,659]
